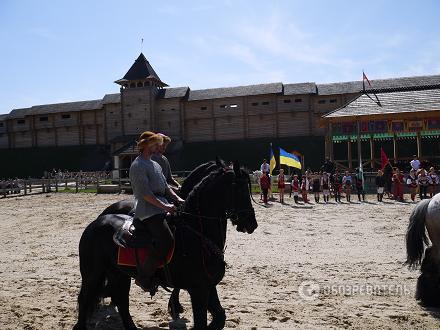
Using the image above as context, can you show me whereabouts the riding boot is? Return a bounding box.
[294,195,298,204]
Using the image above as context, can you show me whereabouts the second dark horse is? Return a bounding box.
[74,160,258,329]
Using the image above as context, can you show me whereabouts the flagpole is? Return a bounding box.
[362,70,365,93]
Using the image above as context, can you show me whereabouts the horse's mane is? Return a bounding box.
[184,166,233,212]
[180,161,220,198]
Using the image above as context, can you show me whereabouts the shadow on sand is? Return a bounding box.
[86,303,189,330]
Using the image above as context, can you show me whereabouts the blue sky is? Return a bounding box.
[1,0,439,114]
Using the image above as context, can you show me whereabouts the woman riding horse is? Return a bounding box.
[406,192,440,306]
[74,159,258,330]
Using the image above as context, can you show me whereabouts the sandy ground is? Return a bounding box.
[0,193,439,329]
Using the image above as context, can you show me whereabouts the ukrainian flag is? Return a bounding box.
[269,144,276,174]
[279,147,302,169]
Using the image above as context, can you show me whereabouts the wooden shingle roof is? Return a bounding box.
[115,53,168,87]
[188,82,283,101]
[284,82,316,95]
[8,100,103,118]
[316,74,440,96]
[102,93,120,104]
[317,81,362,95]
[157,87,189,99]
[323,88,440,118]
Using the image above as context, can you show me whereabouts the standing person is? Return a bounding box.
[332,170,343,203]
[129,131,184,292]
[260,159,270,174]
[406,169,418,202]
[321,172,330,204]
[301,172,310,203]
[277,169,286,203]
[418,168,431,200]
[354,168,365,202]
[383,162,393,198]
[376,169,385,202]
[151,133,181,191]
[291,174,300,203]
[312,172,321,203]
[342,170,352,203]
[428,167,438,197]
[260,172,270,205]
[392,168,404,202]
[322,157,335,177]
[260,159,273,200]
[410,155,421,172]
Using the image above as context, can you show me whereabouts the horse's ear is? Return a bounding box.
[233,160,240,175]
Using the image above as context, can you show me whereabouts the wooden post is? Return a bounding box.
[24,180,27,195]
[416,132,422,158]
[370,137,375,169]
[329,123,334,161]
[118,173,122,194]
[393,134,397,164]
[75,178,79,193]
[357,121,361,169]
[55,179,58,192]
[347,138,352,170]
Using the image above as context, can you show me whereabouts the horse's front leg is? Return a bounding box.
[168,288,184,320]
[207,286,226,330]
[188,286,209,329]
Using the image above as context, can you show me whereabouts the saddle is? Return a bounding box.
[114,216,175,268]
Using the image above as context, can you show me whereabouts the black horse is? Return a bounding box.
[74,160,258,329]
[98,159,226,320]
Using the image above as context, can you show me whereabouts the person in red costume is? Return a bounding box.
[392,167,404,202]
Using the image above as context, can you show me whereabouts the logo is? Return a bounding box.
[298,281,320,301]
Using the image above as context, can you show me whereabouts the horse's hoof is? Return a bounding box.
[169,318,187,330]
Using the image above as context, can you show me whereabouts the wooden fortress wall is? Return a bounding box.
[0,91,355,149]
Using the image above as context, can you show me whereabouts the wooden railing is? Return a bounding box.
[0,171,112,197]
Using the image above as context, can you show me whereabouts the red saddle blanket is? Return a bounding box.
[117,244,175,268]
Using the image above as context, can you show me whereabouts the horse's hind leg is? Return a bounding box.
[74,272,106,330]
[107,271,137,330]
[207,286,226,330]
[168,288,184,320]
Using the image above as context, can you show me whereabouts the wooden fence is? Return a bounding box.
[0,171,112,197]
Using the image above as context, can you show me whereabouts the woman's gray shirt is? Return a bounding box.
[129,156,169,220]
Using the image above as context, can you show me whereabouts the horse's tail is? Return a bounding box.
[76,218,111,319]
[406,198,431,269]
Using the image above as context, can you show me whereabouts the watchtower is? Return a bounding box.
[115,53,168,136]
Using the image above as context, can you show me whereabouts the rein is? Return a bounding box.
[179,167,254,279]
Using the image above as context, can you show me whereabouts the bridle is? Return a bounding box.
[176,168,255,271]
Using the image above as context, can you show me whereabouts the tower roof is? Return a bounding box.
[115,53,168,87]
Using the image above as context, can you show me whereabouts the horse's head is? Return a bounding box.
[184,159,258,234]
[228,160,258,234]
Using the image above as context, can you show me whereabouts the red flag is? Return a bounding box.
[363,71,372,87]
[380,148,389,170]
